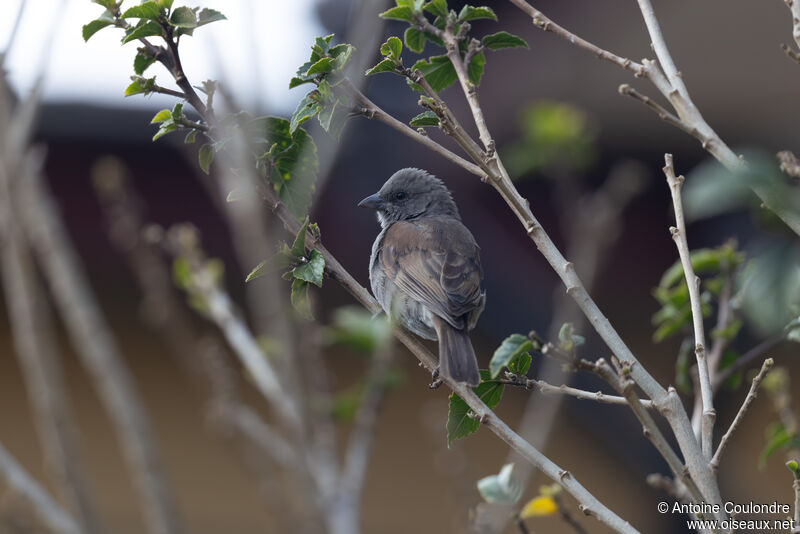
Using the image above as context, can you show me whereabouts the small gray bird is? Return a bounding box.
[359,168,485,387]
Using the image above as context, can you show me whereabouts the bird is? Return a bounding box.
[358,168,485,387]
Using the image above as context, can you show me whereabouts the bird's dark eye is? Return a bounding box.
[395,191,406,201]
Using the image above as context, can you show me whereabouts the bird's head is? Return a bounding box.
[358,168,460,227]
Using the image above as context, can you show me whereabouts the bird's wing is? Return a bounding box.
[379,218,483,329]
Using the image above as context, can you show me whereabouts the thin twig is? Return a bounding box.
[783,0,800,59]
[497,374,655,409]
[663,153,716,460]
[713,333,785,389]
[710,358,774,471]
[0,442,82,534]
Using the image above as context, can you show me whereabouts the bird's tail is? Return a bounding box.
[433,316,480,387]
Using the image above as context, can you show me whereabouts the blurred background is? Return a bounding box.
[1,0,799,533]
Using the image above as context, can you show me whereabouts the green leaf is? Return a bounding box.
[198,144,213,174]
[446,370,504,447]
[82,19,113,41]
[759,425,800,468]
[170,6,197,28]
[293,249,325,287]
[379,6,414,21]
[318,99,338,132]
[158,0,174,9]
[122,20,162,43]
[290,217,311,258]
[121,1,161,20]
[248,117,318,220]
[124,76,156,96]
[412,55,457,92]
[152,122,177,141]
[409,111,440,127]
[423,0,448,18]
[711,319,743,342]
[184,130,197,144]
[476,463,523,505]
[489,334,533,378]
[306,57,334,76]
[245,245,296,282]
[289,77,313,89]
[151,109,172,123]
[719,350,743,391]
[365,58,396,76]
[404,27,426,53]
[482,31,529,50]
[197,8,226,27]
[330,43,355,71]
[467,51,485,86]
[458,5,497,21]
[291,279,313,320]
[92,0,117,9]
[380,36,403,60]
[290,93,321,133]
[558,322,585,351]
[134,51,157,75]
[509,352,531,376]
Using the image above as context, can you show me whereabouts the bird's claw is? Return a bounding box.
[429,367,442,389]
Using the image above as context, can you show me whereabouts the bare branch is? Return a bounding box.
[793,478,800,533]
[0,443,83,534]
[778,150,800,179]
[663,154,716,460]
[711,359,774,471]
[498,373,655,409]
[783,0,800,59]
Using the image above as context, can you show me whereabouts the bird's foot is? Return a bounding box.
[429,367,443,389]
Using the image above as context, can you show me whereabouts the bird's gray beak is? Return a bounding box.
[358,193,385,210]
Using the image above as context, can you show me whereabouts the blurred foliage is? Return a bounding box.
[476,463,523,505]
[759,368,800,468]
[652,241,744,343]
[519,484,561,519]
[324,307,392,354]
[503,101,597,177]
[684,150,800,225]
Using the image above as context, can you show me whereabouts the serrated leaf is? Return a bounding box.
[489,334,533,378]
[380,36,403,60]
[122,20,162,43]
[318,99,338,132]
[82,19,113,41]
[476,463,522,505]
[170,6,197,28]
[247,117,318,219]
[290,94,321,133]
[379,6,414,21]
[121,1,161,20]
[482,31,529,50]
[291,217,311,258]
[198,144,213,174]
[458,5,497,21]
[291,279,313,320]
[124,76,156,96]
[446,370,503,447]
[151,109,172,123]
[184,130,197,144]
[520,496,558,518]
[423,0,448,17]
[412,55,457,92]
[152,122,177,141]
[366,58,396,76]
[197,8,226,27]
[306,57,334,76]
[293,249,325,287]
[134,51,157,75]
[330,43,354,71]
[467,51,485,86]
[404,27,426,53]
[289,77,313,89]
[510,352,531,375]
[409,111,440,127]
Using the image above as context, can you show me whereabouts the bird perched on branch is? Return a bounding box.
[359,168,485,386]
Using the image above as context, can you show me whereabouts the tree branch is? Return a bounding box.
[710,358,773,471]
[783,0,800,60]
[663,154,716,460]
[0,442,83,534]
[497,373,655,409]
